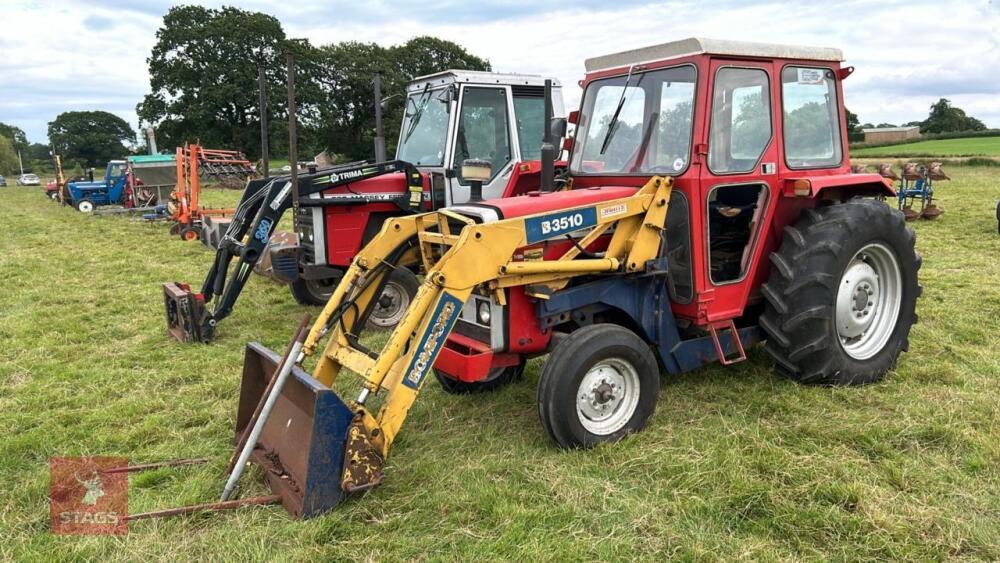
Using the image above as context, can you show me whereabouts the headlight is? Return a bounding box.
[477,300,491,325]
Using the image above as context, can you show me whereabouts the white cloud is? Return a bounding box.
[1,0,998,143]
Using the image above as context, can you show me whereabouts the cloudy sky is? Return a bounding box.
[2,0,998,144]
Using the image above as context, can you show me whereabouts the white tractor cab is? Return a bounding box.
[395,70,565,205]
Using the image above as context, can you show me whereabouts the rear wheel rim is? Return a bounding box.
[576,357,640,435]
[836,242,902,360]
[369,280,410,328]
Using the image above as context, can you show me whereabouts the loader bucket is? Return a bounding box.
[236,342,355,518]
[163,282,207,343]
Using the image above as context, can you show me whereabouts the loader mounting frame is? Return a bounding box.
[164,159,424,343]
[235,176,673,516]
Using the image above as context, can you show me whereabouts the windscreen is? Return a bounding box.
[570,65,696,175]
[397,87,451,166]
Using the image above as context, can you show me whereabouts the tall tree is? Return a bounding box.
[920,98,987,134]
[310,36,490,161]
[47,111,135,167]
[137,5,308,158]
[0,135,19,175]
[0,123,28,154]
[844,107,860,134]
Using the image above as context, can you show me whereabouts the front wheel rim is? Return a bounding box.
[369,280,410,327]
[836,242,903,360]
[576,357,640,435]
[79,202,93,212]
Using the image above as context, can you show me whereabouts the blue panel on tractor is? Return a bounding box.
[524,206,598,244]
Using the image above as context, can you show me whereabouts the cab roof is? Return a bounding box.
[585,37,844,73]
[407,70,561,93]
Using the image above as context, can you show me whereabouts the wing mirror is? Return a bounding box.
[550,117,568,139]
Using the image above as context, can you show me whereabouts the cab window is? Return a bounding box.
[513,90,545,161]
[453,87,512,184]
[708,68,772,174]
[781,66,842,168]
[570,65,695,175]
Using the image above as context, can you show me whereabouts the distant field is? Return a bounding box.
[852,137,1000,158]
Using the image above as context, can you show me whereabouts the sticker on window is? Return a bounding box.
[672,157,685,171]
[797,68,825,85]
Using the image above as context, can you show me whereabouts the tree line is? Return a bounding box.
[135,5,489,164]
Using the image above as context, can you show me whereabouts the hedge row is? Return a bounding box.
[849,129,1000,150]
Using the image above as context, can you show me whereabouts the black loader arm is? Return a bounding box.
[163,160,424,343]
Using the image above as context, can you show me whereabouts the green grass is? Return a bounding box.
[2,172,1000,560]
[852,137,1000,158]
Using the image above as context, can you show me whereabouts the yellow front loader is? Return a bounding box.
[233,176,673,517]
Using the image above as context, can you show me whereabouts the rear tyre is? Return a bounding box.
[290,271,344,306]
[759,199,920,386]
[367,268,419,329]
[76,199,95,213]
[168,223,182,236]
[179,226,201,242]
[434,361,525,395]
[537,324,660,449]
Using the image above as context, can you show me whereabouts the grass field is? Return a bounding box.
[851,137,1000,158]
[2,173,1000,561]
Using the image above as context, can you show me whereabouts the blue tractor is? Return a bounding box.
[66,160,129,213]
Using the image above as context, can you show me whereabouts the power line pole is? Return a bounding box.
[373,71,387,162]
[286,51,299,230]
[258,64,270,179]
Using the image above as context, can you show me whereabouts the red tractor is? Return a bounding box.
[432,38,920,397]
[228,38,921,516]
[164,70,564,342]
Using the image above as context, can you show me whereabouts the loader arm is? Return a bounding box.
[296,176,672,492]
[163,160,424,343]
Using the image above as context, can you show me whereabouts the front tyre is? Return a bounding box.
[367,268,419,329]
[76,199,95,213]
[537,324,660,449]
[759,199,920,385]
[290,272,343,306]
[178,226,201,242]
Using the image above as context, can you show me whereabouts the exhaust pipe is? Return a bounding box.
[540,79,555,192]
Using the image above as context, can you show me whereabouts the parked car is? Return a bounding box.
[0,175,6,186]
[16,173,40,186]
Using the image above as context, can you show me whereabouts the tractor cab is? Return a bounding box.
[397,70,565,204]
[562,38,892,326]
[66,159,129,213]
